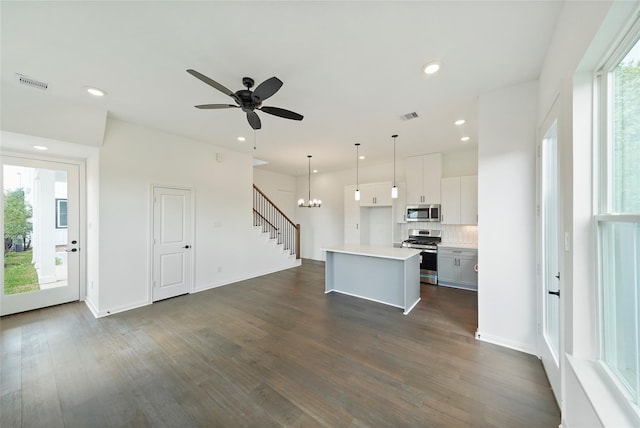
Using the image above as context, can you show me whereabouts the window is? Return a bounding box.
[596,24,640,410]
[56,198,67,229]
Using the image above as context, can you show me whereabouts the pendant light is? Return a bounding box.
[354,143,361,201]
[391,134,398,199]
[298,155,321,208]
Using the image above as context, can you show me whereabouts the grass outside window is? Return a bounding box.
[4,249,39,294]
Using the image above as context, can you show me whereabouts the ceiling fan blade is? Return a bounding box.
[247,111,261,130]
[194,104,238,109]
[187,69,240,102]
[253,77,283,101]
[260,106,304,121]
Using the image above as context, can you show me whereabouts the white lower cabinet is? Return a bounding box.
[438,247,478,291]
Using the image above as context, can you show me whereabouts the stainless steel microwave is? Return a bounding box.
[406,204,441,222]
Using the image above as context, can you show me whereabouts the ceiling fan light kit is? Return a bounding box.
[187,69,304,130]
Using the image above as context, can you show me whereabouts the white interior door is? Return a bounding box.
[539,114,562,405]
[1,156,80,316]
[152,186,193,301]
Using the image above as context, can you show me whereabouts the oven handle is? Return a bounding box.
[420,249,438,254]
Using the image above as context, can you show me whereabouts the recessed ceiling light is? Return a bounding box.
[33,145,48,150]
[313,169,318,173]
[423,62,441,75]
[359,155,365,160]
[454,119,466,126]
[237,136,246,142]
[86,87,106,97]
[461,136,471,142]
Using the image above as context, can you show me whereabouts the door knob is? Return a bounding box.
[555,273,560,280]
[183,245,191,249]
[548,290,560,297]
[65,248,78,253]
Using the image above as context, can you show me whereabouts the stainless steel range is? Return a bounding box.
[401,229,441,284]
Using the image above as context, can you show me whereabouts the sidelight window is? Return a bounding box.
[596,22,640,411]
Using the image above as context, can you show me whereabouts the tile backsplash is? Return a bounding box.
[397,223,478,244]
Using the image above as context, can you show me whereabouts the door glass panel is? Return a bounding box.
[542,120,560,361]
[4,165,68,295]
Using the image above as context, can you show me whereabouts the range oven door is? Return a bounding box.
[419,249,438,284]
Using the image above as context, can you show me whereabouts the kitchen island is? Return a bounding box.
[322,244,421,314]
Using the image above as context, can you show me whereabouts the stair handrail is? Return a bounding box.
[253,184,301,259]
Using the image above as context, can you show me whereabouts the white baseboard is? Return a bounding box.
[90,299,151,318]
[192,260,302,294]
[474,330,537,356]
[84,298,100,318]
[86,261,301,317]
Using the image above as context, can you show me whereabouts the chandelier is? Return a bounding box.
[298,155,321,208]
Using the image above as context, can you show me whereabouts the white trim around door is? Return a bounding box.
[151,185,194,302]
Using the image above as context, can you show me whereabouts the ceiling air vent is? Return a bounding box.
[16,73,48,90]
[400,112,419,121]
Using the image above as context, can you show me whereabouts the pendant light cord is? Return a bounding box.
[392,134,398,187]
[355,143,360,190]
[307,155,311,202]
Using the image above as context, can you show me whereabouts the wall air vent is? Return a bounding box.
[400,112,419,121]
[16,73,48,90]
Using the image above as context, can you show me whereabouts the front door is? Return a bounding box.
[538,112,562,405]
[1,156,80,316]
[152,186,193,301]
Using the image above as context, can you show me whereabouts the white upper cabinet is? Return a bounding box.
[440,175,478,225]
[405,153,442,205]
[359,182,392,207]
[460,175,478,225]
[441,177,461,224]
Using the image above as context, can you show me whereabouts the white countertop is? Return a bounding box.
[322,244,421,261]
[438,242,478,249]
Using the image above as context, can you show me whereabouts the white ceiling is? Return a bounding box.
[1,1,563,176]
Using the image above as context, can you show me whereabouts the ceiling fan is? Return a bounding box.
[187,69,304,130]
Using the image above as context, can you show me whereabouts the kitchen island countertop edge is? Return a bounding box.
[322,244,421,261]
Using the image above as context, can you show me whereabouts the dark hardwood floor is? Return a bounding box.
[1,259,560,427]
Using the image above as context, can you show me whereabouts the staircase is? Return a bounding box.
[253,185,300,260]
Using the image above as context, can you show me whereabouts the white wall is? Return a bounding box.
[93,118,294,315]
[85,149,100,313]
[442,149,478,177]
[536,0,640,426]
[476,80,538,354]
[253,167,297,221]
